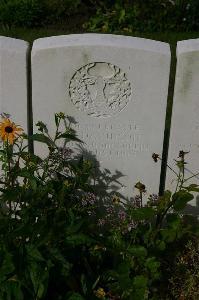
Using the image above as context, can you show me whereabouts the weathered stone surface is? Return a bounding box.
[32,34,170,199]
[0,36,28,131]
[167,39,199,208]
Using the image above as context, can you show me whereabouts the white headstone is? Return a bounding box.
[167,39,199,208]
[32,34,170,199]
[0,37,28,131]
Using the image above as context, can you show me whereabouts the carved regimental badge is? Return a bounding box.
[69,62,131,117]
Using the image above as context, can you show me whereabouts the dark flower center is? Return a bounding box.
[5,126,13,133]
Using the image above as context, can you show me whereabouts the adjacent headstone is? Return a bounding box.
[32,34,170,199]
[0,37,28,131]
[167,39,199,208]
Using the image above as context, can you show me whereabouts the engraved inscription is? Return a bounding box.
[71,122,149,158]
[69,62,131,117]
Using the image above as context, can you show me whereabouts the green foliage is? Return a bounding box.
[0,0,82,28]
[84,0,199,33]
[169,239,199,299]
[0,0,199,31]
[0,0,45,28]
[0,114,198,299]
[172,190,194,211]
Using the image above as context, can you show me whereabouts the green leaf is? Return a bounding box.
[160,228,177,243]
[16,173,38,189]
[176,160,187,171]
[119,9,125,23]
[81,274,87,295]
[130,207,155,221]
[133,275,148,289]
[27,261,48,299]
[65,234,94,247]
[117,262,130,274]
[128,246,147,258]
[132,275,148,300]
[66,220,84,235]
[17,169,34,178]
[29,178,38,190]
[117,262,131,290]
[166,214,181,228]
[92,276,100,290]
[37,282,45,299]
[1,281,24,300]
[163,190,172,201]
[156,240,166,251]
[28,134,55,147]
[57,132,82,143]
[29,263,40,294]
[145,257,160,274]
[2,188,20,202]
[48,248,71,277]
[172,190,194,211]
[20,151,42,163]
[183,183,199,192]
[26,245,44,262]
[0,252,15,284]
[54,113,59,127]
[157,190,172,211]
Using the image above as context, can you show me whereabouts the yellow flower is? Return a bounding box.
[0,118,23,144]
[134,181,146,192]
[112,194,120,205]
[63,180,72,188]
[95,287,106,299]
[29,162,36,168]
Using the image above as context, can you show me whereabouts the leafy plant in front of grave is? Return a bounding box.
[0,111,95,299]
[0,112,198,299]
[168,238,199,300]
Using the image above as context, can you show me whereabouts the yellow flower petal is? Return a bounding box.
[0,118,23,144]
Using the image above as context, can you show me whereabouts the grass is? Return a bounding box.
[0,26,199,192]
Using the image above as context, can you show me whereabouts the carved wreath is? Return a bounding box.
[69,62,131,117]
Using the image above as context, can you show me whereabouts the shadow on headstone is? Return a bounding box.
[183,194,199,218]
[75,144,128,201]
[32,34,170,199]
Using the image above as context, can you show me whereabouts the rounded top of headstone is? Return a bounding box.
[177,39,199,55]
[0,36,28,51]
[32,33,170,55]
